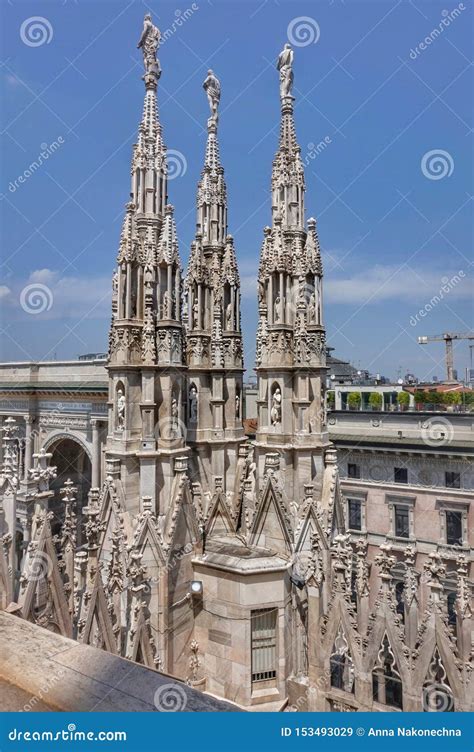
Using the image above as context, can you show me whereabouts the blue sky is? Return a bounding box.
[1,0,472,381]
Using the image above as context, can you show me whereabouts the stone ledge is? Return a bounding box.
[0,612,240,712]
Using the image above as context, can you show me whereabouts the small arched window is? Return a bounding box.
[330,626,355,694]
[372,635,403,709]
[423,649,454,712]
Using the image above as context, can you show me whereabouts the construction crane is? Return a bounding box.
[418,332,474,383]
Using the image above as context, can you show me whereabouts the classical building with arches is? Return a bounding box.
[0,16,472,713]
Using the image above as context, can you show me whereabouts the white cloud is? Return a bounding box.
[7,269,111,320]
[0,286,12,300]
[325,265,472,305]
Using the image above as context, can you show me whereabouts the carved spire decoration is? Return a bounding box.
[109,14,185,371]
[1,417,18,480]
[256,42,325,380]
[374,542,395,592]
[455,554,472,619]
[423,551,446,603]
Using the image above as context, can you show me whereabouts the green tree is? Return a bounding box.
[327,390,335,409]
[347,392,361,410]
[368,392,383,410]
[443,391,461,406]
[397,391,410,409]
[414,390,426,405]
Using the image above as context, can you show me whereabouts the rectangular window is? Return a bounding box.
[446,511,463,546]
[348,499,362,531]
[394,505,409,538]
[251,609,277,682]
[445,472,461,489]
[348,463,360,479]
[394,467,408,484]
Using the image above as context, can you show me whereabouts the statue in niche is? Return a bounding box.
[137,13,161,77]
[171,397,180,438]
[162,290,170,318]
[274,295,281,323]
[116,389,126,431]
[112,270,118,296]
[298,275,305,302]
[235,393,240,419]
[225,301,233,330]
[203,70,221,119]
[308,292,316,323]
[271,387,282,425]
[277,43,294,99]
[257,279,265,306]
[192,299,200,329]
[189,386,198,423]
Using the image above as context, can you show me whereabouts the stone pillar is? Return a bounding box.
[91,419,101,488]
[23,416,35,480]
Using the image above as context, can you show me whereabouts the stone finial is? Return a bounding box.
[277,43,294,100]
[29,447,57,493]
[374,542,395,585]
[203,69,221,121]
[137,13,161,82]
[455,553,472,619]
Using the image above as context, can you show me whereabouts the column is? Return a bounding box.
[24,416,34,481]
[91,419,101,489]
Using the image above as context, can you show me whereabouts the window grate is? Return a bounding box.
[251,609,277,682]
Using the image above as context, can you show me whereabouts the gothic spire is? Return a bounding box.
[272,44,305,230]
[195,70,227,247]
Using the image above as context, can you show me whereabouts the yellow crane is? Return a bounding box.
[418,332,474,383]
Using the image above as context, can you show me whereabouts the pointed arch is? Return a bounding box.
[206,492,235,538]
[250,476,292,555]
[422,648,455,712]
[329,624,355,694]
[372,633,403,710]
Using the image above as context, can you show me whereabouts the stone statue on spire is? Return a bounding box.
[203,69,221,121]
[137,13,161,78]
[277,43,294,99]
